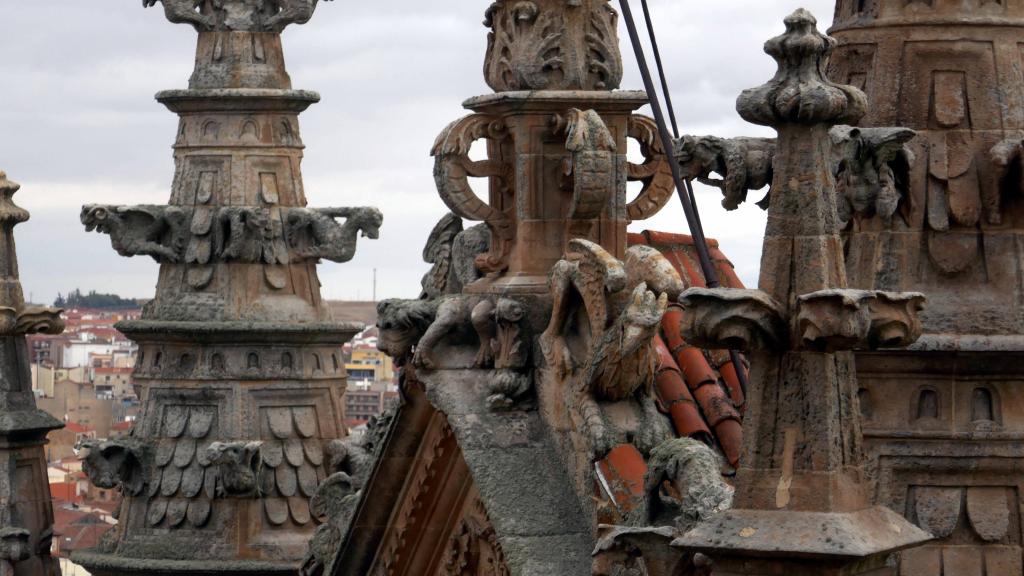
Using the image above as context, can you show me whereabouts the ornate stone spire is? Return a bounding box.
[433,1,672,293]
[75,2,380,575]
[672,11,932,574]
[0,172,64,576]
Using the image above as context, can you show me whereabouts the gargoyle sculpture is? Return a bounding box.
[215,207,285,264]
[377,212,530,408]
[285,207,383,264]
[674,135,776,210]
[264,0,333,31]
[675,126,916,221]
[379,294,531,409]
[143,0,215,30]
[82,204,189,263]
[80,438,150,497]
[302,410,395,576]
[205,441,263,497]
[144,0,333,32]
[831,126,915,229]
[541,239,676,457]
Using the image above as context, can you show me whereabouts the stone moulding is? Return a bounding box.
[677,287,787,353]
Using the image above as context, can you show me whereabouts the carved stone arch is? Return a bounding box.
[912,385,940,421]
[970,385,1001,425]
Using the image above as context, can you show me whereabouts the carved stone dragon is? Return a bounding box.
[285,207,383,264]
[674,126,916,224]
[81,205,189,263]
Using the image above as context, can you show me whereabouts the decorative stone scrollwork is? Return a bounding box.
[677,288,787,353]
[0,306,64,337]
[483,0,623,92]
[867,291,926,349]
[439,496,510,576]
[795,289,926,351]
[795,289,874,352]
[562,109,617,237]
[432,114,515,274]
[626,115,676,221]
[143,0,333,33]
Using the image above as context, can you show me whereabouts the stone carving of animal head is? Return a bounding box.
[674,136,723,182]
[81,205,122,235]
[349,207,383,240]
[205,441,263,497]
[376,299,438,365]
[79,438,149,497]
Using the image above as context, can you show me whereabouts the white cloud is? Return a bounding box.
[0,0,837,303]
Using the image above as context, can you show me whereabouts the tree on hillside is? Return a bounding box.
[54,289,138,310]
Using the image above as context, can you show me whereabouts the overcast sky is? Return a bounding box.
[0,1,837,304]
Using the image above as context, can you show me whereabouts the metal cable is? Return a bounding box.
[620,0,749,402]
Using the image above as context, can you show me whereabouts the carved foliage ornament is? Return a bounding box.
[737,9,866,127]
[82,204,381,277]
[483,0,623,92]
[440,496,510,576]
[143,0,333,33]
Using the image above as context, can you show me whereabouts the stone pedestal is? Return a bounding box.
[672,10,931,573]
[75,2,380,575]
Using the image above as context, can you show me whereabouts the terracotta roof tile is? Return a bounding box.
[596,444,647,514]
[653,335,711,441]
[629,232,748,469]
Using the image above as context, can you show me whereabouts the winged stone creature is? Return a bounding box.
[541,239,676,457]
[830,126,916,230]
[142,0,216,30]
[82,204,190,263]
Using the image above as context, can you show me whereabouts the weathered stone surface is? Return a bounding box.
[74,3,377,575]
[0,173,63,576]
[672,9,930,574]
[483,0,623,92]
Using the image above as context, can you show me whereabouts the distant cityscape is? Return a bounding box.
[27,296,395,570]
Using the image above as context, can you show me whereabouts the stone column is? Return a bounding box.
[672,11,932,575]
[433,0,676,294]
[74,2,381,575]
[0,172,64,576]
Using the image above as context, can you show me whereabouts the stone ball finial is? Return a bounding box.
[736,8,866,127]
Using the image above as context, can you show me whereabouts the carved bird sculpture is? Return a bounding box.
[583,283,668,402]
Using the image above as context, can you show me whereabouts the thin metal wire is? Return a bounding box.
[621,0,749,402]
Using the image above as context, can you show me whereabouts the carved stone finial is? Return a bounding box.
[0,173,29,228]
[143,0,332,33]
[737,9,866,127]
[483,0,623,92]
